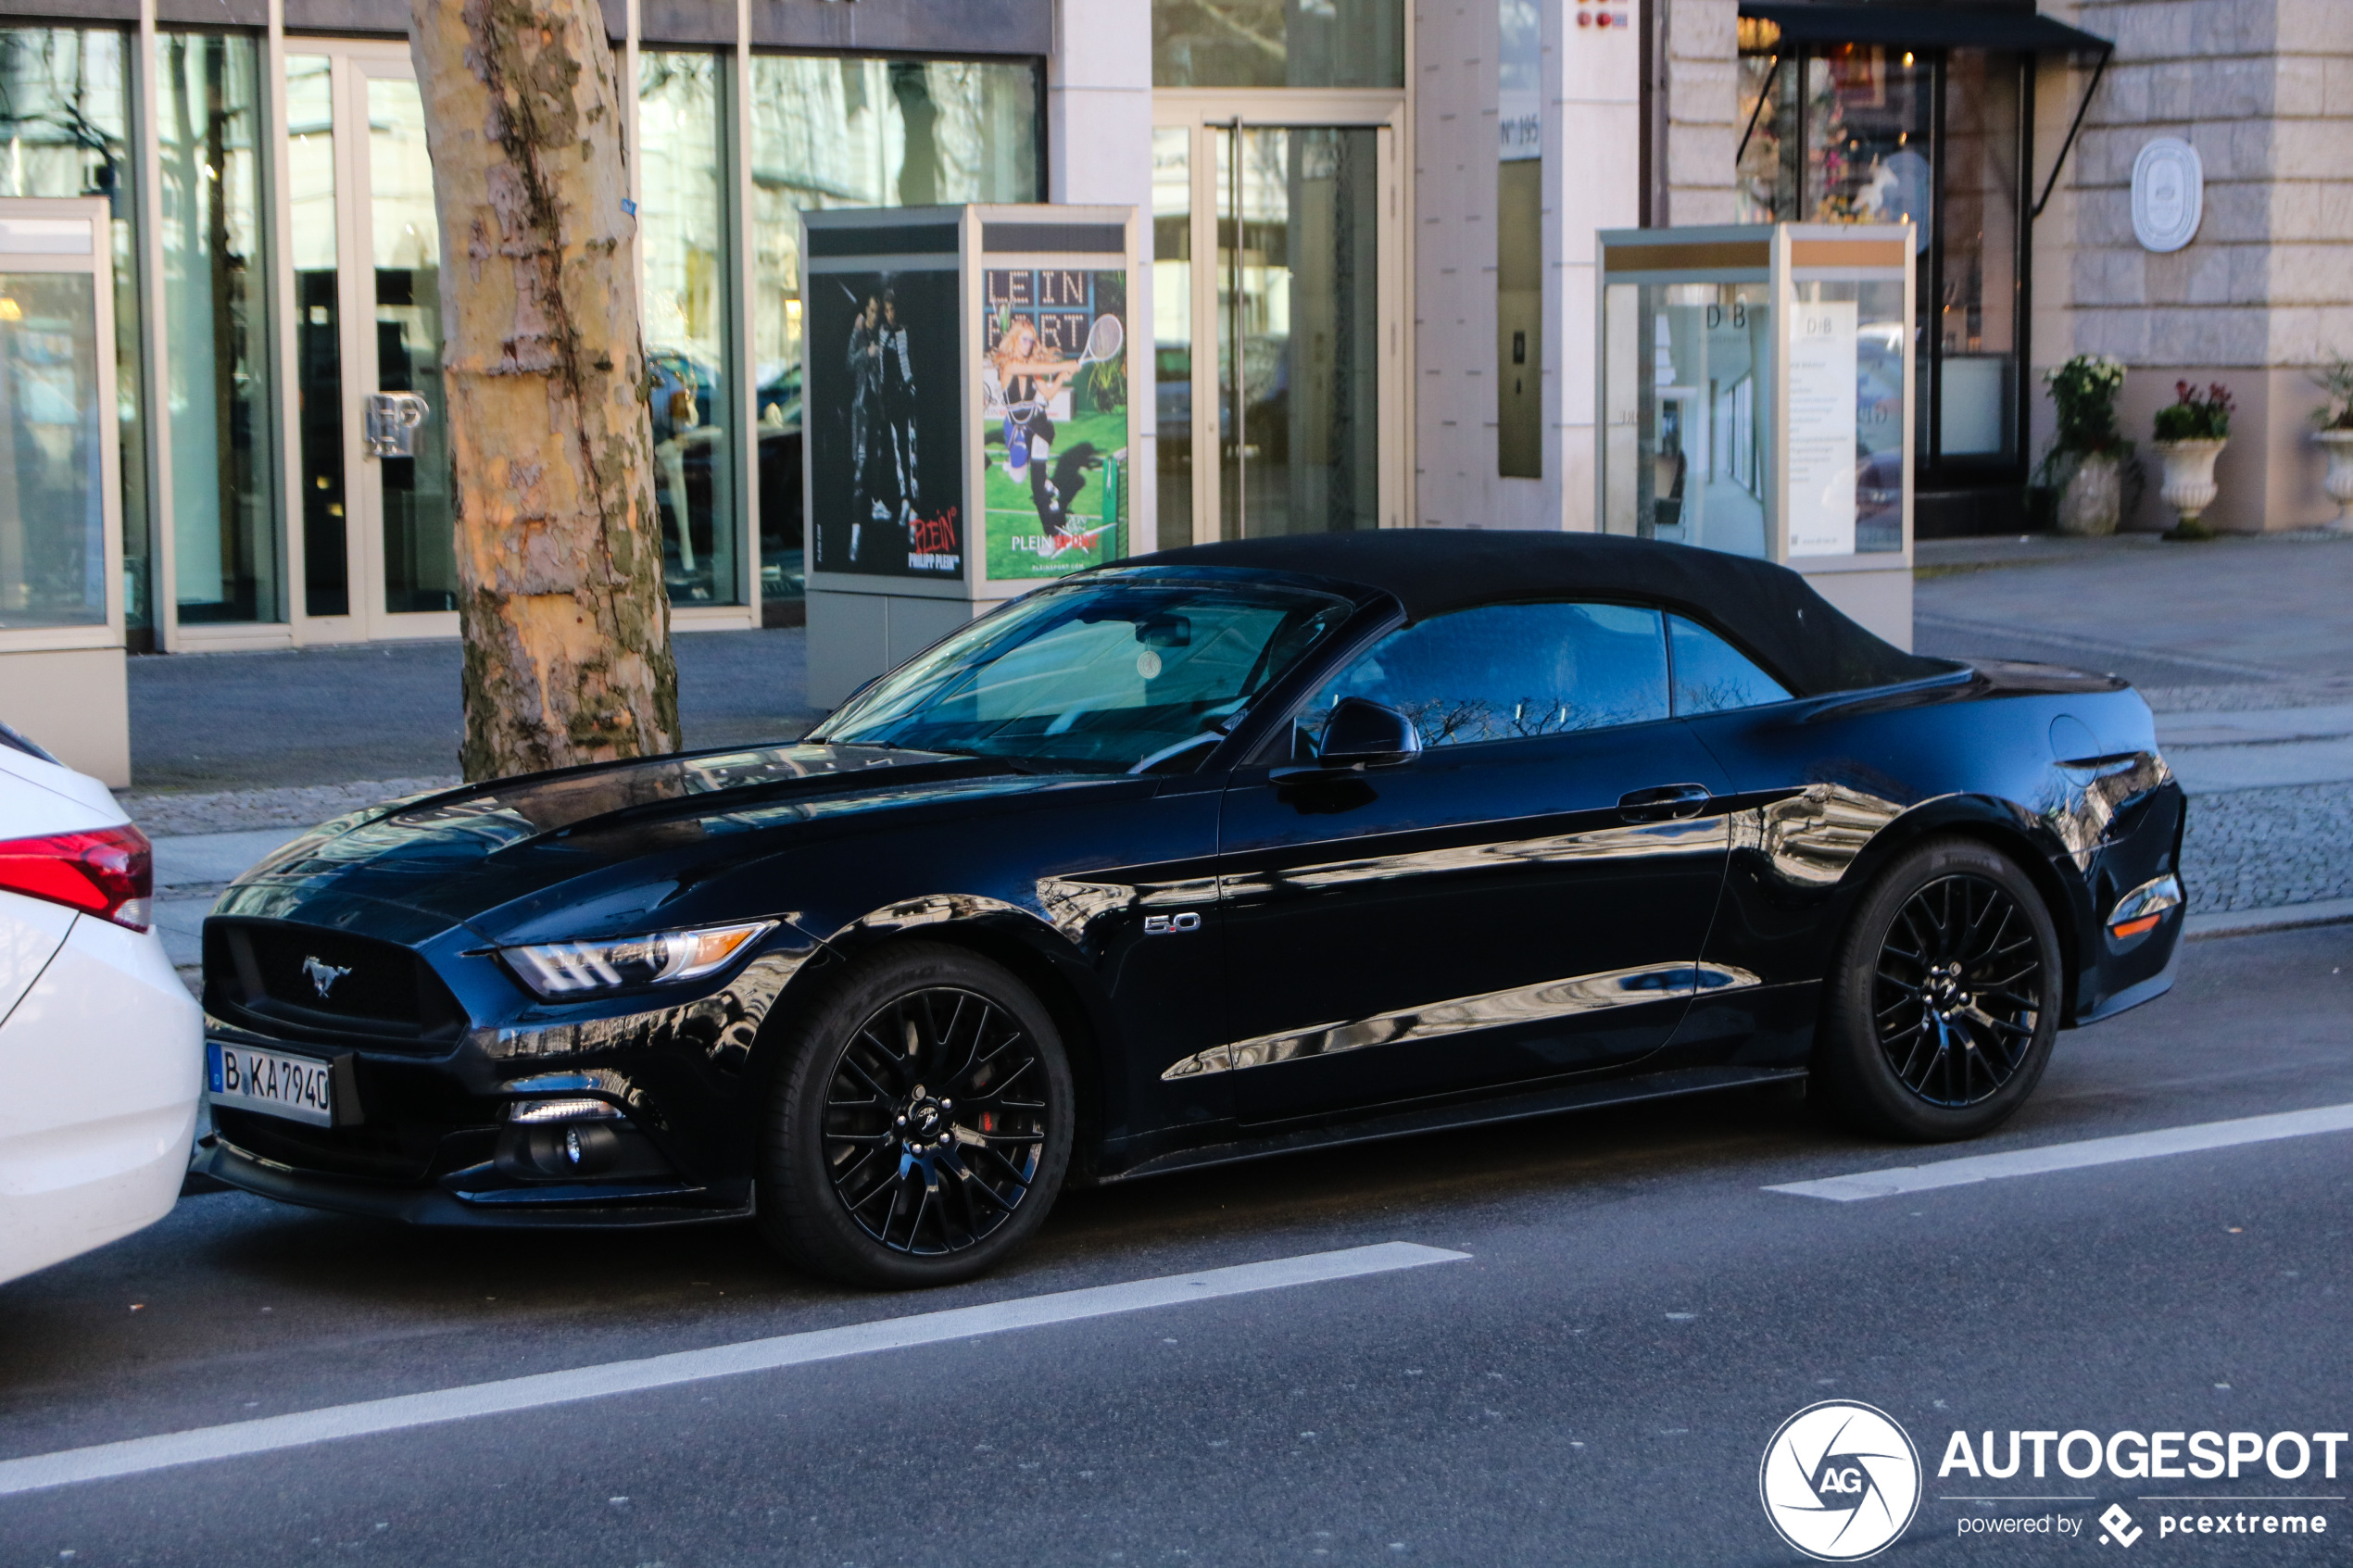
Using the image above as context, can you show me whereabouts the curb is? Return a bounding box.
[2185,898,2353,942]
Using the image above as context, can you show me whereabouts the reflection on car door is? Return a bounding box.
[1206,602,1737,1124]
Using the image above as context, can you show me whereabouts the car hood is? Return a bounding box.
[209,742,1103,945]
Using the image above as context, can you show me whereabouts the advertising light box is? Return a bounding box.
[1594,222,1915,646]
[802,206,1141,704]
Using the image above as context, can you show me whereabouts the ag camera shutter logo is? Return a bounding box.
[1760,1400,1922,1560]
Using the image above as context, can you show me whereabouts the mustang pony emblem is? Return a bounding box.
[300,956,352,999]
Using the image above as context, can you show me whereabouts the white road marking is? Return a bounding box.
[1766,1103,2353,1202]
[0,1242,1466,1498]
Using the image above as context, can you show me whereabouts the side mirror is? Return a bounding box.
[1318,697,1421,769]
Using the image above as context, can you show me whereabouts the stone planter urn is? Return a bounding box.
[2153,437,2227,538]
[2054,450,2122,536]
[2316,428,2353,530]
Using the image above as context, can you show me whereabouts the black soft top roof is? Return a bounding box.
[1123,530,1952,698]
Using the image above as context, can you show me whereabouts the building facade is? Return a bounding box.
[0,0,2345,779]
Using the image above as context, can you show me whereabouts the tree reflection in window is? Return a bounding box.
[1302,601,1672,751]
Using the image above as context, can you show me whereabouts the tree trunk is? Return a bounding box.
[409,0,680,781]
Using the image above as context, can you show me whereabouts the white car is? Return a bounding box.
[0,719,201,1286]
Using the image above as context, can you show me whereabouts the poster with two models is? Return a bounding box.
[979,268,1128,580]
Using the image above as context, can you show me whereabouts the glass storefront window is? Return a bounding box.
[1938,54,2021,464]
[285,55,346,619]
[1803,47,1933,240]
[0,27,146,635]
[1734,42,2027,478]
[749,56,1040,608]
[157,31,279,625]
[1734,50,1786,226]
[641,51,738,608]
[1152,0,1404,89]
[0,273,107,630]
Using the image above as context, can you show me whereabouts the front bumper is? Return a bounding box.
[194,944,823,1228]
[200,1133,752,1228]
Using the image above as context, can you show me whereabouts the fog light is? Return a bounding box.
[505,1121,621,1177]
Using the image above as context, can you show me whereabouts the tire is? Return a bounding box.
[1813,837,2063,1142]
[756,943,1074,1287]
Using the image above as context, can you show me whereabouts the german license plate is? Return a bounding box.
[207,1041,335,1126]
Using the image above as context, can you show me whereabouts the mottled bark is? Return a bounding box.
[409,0,680,782]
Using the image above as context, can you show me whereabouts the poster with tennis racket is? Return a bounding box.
[979,268,1129,581]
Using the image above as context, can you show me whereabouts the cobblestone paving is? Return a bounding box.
[2181,781,2353,913]
[2142,680,2353,714]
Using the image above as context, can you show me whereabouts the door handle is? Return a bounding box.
[363,390,431,458]
[1617,783,1714,822]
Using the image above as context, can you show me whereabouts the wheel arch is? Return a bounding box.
[749,906,1120,1180]
[1836,795,2089,1023]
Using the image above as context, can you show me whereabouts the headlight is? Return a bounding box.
[500,920,777,999]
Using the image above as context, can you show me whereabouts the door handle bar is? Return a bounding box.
[1617,783,1714,822]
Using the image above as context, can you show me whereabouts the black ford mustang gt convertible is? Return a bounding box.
[199,532,2187,1286]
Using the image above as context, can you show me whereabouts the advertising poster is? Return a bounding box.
[807,268,963,579]
[980,268,1128,581]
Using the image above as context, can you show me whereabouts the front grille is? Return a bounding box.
[206,920,468,1049]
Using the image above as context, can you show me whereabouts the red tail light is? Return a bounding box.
[0,824,155,932]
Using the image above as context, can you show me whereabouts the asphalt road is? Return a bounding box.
[2,926,2348,1566]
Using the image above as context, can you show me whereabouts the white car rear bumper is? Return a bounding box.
[0,912,204,1286]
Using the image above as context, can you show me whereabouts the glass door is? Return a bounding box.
[285,42,458,641]
[358,58,456,628]
[1152,109,1402,549]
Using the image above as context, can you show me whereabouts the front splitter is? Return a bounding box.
[200,1140,753,1230]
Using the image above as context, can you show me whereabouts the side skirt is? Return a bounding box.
[1096,1064,1808,1185]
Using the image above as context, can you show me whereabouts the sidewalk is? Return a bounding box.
[1915,529,2353,923]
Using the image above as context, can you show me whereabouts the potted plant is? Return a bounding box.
[2152,381,2233,539]
[2034,355,2129,535]
[2309,353,2353,530]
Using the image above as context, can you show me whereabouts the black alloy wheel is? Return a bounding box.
[759,944,1073,1286]
[824,986,1050,1253]
[1815,837,2062,1141]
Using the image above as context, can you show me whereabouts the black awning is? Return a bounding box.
[1742,3,2110,54]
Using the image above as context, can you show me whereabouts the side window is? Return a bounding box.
[1668,615,1793,715]
[1299,602,1670,752]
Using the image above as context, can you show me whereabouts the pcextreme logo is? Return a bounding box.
[1760,1400,1924,1561]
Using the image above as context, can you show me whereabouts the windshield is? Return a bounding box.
[813,581,1352,771]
